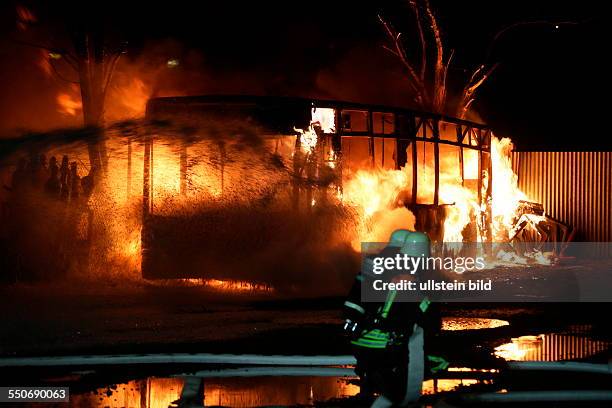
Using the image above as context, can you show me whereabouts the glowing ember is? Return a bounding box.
[205,279,271,292]
[177,279,273,293]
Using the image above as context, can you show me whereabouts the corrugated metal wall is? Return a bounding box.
[512,151,612,241]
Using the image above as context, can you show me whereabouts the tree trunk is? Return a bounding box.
[73,30,108,172]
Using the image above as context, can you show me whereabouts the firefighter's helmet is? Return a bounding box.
[400,231,430,257]
[388,229,412,247]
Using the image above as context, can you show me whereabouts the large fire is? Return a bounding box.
[109,110,546,284]
[3,99,548,286]
[490,137,531,240]
[54,77,151,122]
[289,106,540,255]
[341,135,530,246]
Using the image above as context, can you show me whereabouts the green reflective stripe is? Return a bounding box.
[381,290,397,318]
[351,337,388,348]
[352,329,390,348]
[355,275,364,282]
[419,297,431,313]
[427,355,449,373]
[364,332,388,339]
[343,301,365,314]
[353,336,387,345]
[362,329,389,340]
[363,335,387,341]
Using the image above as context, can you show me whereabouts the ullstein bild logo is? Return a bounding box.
[371,278,492,292]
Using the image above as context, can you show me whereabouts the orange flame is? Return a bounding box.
[295,107,336,153]
[343,168,414,249]
[311,107,336,133]
[491,136,530,239]
[108,77,151,120]
[56,92,82,116]
[341,135,535,245]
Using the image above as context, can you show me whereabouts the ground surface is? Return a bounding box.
[1,278,609,359]
[1,279,611,407]
[0,282,347,356]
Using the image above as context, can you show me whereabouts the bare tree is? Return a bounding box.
[15,7,125,127]
[71,28,124,128]
[14,4,126,170]
[379,0,497,118]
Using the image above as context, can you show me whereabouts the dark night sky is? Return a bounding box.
[0,0,608,150]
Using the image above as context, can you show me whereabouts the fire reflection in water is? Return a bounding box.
[70,378,183,408]
[69,376,358,407]
[62,374,486,407]
[442,317,509,331]
[203,377,358,407]
[494,327,610,361]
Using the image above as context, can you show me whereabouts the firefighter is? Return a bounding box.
[342,229,448,407]
[44,156,61,197]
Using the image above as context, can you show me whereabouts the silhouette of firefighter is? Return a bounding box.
[343,229,448,407]
[1,153,97,282]
[44,156,61,197]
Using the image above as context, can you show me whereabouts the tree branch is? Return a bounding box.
[48,58,80,84]
[439,49,454,111]
[458,63,498,118]
[484,19,588,62]
[408,0,427,81]
[378,14,427,106]
[422,0,445,112]
[101,51,121,104]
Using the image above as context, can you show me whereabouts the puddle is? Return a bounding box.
[422,378,480,395]
[494,326,610,361]
[21,321,610,407]
[202,377,358,407]
[63,376,357,407]
[30,373,491,407]
[442,317,509,331]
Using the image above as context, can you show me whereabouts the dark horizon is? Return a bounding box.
[0,0,608,151]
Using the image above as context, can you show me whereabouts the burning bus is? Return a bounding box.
[142,96,494,278]
[0,94,575,286]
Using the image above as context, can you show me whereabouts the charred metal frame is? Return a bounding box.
[308,99,493,241]
[143,95,494,240]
